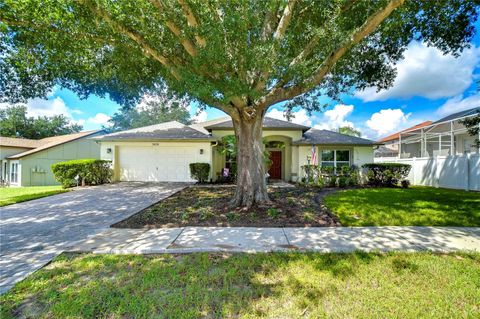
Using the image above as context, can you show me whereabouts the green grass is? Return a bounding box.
[1,252,479,318]
[324,187,480,226]
[0,186,68,206]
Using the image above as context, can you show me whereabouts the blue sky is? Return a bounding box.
[10,22,480,140]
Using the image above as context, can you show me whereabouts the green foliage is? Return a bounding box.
[362,163,411,187]
[460,110,480,148]
[0,105,82,139]
[338,126,361,137]
[51,159,112,188]
[266,208,280,218]
[107,93,192,132]
[189,163,210,183]
[301,165,359,188]
[1,0,477,114]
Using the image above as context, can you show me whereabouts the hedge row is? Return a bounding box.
[52,159,112,188]
[362,163,411,187]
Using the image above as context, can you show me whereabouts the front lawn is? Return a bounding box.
[324,187,480,226]
[1,252,479,318]
[0,186,68,207]
[113,186,339,228]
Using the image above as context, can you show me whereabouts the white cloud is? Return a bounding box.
[313,104,355,130]
[26,97,73,118]
[436,93,480,117]
[366,108,411,136]
[266,108,312,126]
[356,41,480,102]
[85,113,111,126]
[192,110,208,123]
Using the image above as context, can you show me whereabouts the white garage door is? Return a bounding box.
[119,146,196,182]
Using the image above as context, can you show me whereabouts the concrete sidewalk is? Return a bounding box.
[72,226,480,254]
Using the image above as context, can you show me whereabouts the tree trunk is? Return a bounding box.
[230,114,270,208]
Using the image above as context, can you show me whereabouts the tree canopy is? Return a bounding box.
[107,93,192,131]
[339,126,361,137]
[1,0,478,117]
[0,104,83,139]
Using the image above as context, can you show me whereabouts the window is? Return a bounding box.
[321,150,335,167]
[10,162,18,184]
[321,150,350,169]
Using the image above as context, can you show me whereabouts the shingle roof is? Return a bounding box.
[95,121,214,141]
[293,129,379,145]
[377,121,433,143]
[0,137,44,149]
[7,130,103,159]
[204,116,310,131]
[432,106,480,124]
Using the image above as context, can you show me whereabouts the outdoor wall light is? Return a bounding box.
[200,149,204,154]
[106,148,112,154]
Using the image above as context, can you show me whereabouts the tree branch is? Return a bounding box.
[273,0,296,41]
[79,0,181,80]
[149,0,198,57]
[258,0,405,108]
[177,0,206,47]
[253,0,296,92]
[271,0,359,91]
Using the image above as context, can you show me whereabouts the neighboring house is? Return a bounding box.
[0,130,103,186]
[381,107,479,159]
[96,117,379,183]
[375,121,433,158]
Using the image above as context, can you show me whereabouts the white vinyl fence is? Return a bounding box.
[374,154,480,191]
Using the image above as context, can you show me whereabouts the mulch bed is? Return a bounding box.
[113,186,341,228]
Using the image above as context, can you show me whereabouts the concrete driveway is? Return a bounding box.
[0,182,186,294]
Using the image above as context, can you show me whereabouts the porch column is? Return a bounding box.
[450,121,455,155]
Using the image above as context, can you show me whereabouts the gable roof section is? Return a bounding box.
[0,137,44,149]
[377,121,433,143]
[432,106,480,124]
[293,129,378,146]
[204,116,310,131]
[7,130,103,159]
[96,121,214,141]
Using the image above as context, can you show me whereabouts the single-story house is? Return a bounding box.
[96,117,379,183]
[0,130,103,186]
[378,107,479,159]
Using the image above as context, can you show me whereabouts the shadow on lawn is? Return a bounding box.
[1,251,451,318]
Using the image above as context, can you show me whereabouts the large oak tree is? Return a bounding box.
[1,0,478,207]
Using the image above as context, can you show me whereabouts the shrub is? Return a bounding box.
[52,159,112,188]
[267,208,280,218]
[362,163,411,187]
[401,180,411,188]
[189,163,210,183]
[337,176,348,188]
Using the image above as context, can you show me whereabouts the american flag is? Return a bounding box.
[311,145,317,165]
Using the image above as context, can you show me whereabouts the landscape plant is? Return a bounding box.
[51,159,112,188]
[362,163,411,187]
[189,162,210,183]
[1,0,478,207]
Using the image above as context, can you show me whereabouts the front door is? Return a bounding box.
[268,151,282,179]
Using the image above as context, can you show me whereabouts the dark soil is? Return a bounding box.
[113,187,341,228]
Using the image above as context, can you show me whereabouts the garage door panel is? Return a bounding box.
[119,146,199,182]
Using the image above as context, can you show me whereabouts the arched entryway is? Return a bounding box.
[264,136,293,181]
